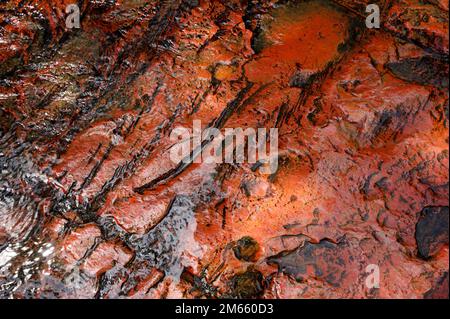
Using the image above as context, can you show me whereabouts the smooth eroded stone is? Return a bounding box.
[415,206,449,259]
[233,236,259,262]
[267,239,356,287]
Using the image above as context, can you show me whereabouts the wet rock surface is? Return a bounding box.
[0,0,448,299]
[415,206,449,259]
[267,239,356,287]
[386,56,449,89]
[233,236,260,262]
[424,271,449,299]
[229,268,265,299]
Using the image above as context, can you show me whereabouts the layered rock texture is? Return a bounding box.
[0,0,448,298]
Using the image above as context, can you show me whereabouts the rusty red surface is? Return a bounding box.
[0,0,448,299]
